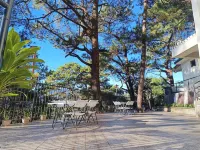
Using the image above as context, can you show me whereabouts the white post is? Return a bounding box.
[191,0,200,57]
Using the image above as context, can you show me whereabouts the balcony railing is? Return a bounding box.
[171,33,196,50]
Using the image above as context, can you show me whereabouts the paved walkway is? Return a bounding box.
[1,112,200,150]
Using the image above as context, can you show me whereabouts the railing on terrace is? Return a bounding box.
[171,33,196,50]
[171,28,196,50]
[170,75,200,94]
[0,83,77,123]
[0,83,131,123]
[172,81,184,93]
[194,79,200,100]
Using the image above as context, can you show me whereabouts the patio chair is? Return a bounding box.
[113,101,124,114]
[50,101,66,129]
[86,100,99,124]
[66,100,76,112]
[123,101,134,115]
[62,101,77,129]
[113,101,121,112]
[71,100,88,129]
[66,100,77,107]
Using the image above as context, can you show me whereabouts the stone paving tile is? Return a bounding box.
[1,112,200,150]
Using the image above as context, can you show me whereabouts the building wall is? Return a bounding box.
[181,58,200,104]
[182,58,200,87]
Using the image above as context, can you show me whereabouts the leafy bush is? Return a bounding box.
[41,107,47,115]
[3,110,10,120]
[172,103,184,107]
[0,28,44,97]
[185,104,194,108]
[172,103,177,107]
[172,103,194,108]
[164,104,172,108]
[23,109,31,118]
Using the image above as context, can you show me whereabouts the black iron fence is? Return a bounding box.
[0,83,132,124]
[0,83,73,124]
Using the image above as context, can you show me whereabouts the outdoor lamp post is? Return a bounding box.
[0,0,14,68]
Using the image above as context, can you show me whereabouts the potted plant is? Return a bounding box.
[40,107,47,121]
[164,104,171,112]
[2,110,11,126]
[22,109,30,125]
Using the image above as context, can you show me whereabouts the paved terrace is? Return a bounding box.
[1,112,200,150]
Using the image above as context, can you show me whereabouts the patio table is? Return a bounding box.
[48,101,66,106]
[48,101,68,129]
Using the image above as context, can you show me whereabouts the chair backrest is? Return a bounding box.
[126,101,134,106]
[87,100,99,108]
[113,101,121,106]
[67,100,77,107]
[74,100,87,108]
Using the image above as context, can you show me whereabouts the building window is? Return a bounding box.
[190,60,196,67]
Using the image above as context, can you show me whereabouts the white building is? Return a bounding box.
[172,0,200,105]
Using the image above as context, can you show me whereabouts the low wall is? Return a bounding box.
[171,107,196,116]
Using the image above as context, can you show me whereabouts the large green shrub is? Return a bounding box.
[0,29,44,97]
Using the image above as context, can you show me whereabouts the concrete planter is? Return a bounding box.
[22,117,29,125]
[171,107,195,116]
[2,120,11,126]
[164,107,171,112]
[40,115,47,121]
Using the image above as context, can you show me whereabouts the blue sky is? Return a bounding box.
[34,39,83,70]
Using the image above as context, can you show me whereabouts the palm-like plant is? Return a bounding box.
[0,28,44,97]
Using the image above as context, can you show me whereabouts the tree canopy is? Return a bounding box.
[7,0,194,109]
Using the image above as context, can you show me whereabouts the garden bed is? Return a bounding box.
[171,107,195,116]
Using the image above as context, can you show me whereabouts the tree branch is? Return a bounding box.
[43,1,87,29]
[37,20,68,43]
[75,45,92,55]
[62,0,90,29]
[69,53,92,67]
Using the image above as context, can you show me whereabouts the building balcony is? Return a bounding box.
[172,33,199,58]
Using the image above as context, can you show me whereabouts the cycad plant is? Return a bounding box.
[0,28,44,97]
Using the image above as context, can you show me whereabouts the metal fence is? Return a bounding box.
[0,83,72,123]
[0,83,132,123]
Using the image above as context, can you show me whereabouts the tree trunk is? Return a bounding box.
[91,45,100,100]
[147,90,152,110]
[137,0,148,111]
[91,0,100,100]
[123,45,135,102]
[166,69,174,86]
[127,77,135,102]
[165,32,174,87]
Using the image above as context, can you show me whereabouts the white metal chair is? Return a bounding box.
[113,101,122,113]
[62,100,76,129]
[86,100,99,124]
[72,100,88,129]
[62,100,88,129]
[48,101,67,129]
[123,101,134,115]
[66,100,76,107]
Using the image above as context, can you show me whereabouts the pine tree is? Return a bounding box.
[148,0,193,86]
[137,0,148,111]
